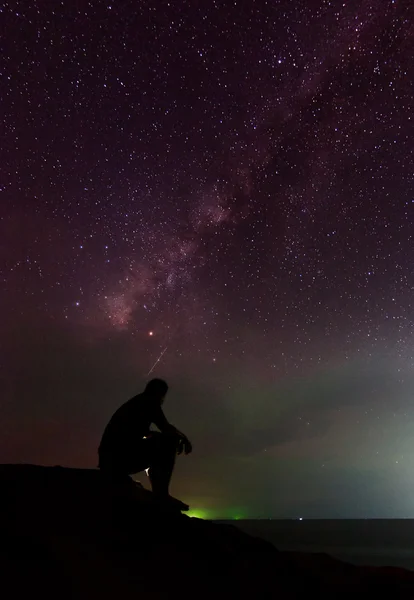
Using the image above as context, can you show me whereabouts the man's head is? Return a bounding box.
[144,378,169,402]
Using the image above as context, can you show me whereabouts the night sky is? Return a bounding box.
[1,1,414,518]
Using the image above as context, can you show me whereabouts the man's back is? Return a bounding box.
[99,393,160,459]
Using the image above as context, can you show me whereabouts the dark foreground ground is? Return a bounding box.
[2,465,414,599]
[218,519,414,571]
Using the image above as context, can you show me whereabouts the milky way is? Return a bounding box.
[1,0,414,517]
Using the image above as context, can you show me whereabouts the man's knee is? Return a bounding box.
[157,432,179,453]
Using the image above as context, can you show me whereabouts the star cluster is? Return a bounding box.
[1,0,414,517]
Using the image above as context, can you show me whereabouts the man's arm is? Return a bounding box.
[153,406,192,454]
[152,405,178,434]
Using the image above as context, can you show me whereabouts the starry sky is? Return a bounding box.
[1,0,414,518]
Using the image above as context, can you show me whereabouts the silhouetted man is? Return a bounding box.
[98,379,192,507]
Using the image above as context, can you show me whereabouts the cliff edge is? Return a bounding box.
[1,464,413,599]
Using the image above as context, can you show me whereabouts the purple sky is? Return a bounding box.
[1,0,414,517]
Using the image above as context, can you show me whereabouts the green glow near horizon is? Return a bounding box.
[186,508,211,519]
[186,507,248,520]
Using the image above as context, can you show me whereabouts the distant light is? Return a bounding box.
[148,331,154,336]
[298,517,303,521]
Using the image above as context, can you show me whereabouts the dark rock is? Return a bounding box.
[1,464,413,598]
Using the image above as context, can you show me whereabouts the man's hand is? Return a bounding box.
[177,435,192,455]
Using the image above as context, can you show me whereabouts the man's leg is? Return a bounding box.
[145,432,178,497]
[99,445,146,480]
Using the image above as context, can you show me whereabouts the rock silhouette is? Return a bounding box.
[1,464,414,598]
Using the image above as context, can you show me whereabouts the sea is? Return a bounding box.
[215,519,414,571]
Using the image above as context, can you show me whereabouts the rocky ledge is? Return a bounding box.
[1,464,414,599]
